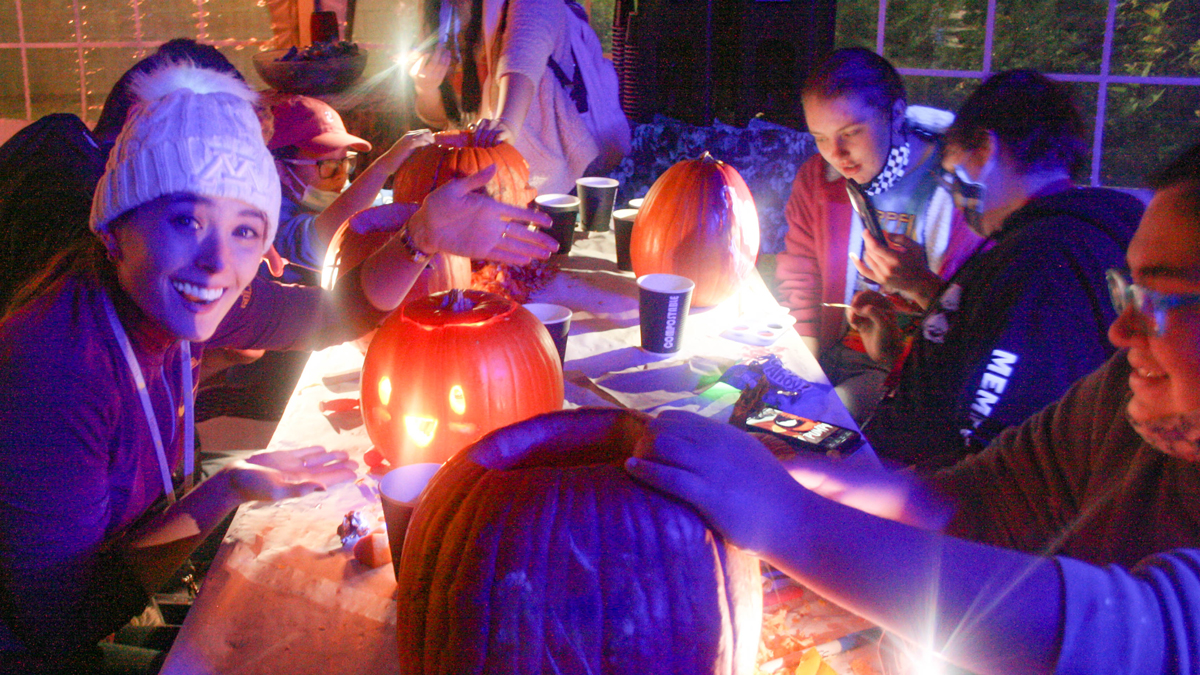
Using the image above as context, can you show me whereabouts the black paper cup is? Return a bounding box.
[576,177,619,232]
[627,197,644,210]
[534,194,579,255]
[523,302,572,362]
[637,273,694,354]
[612,208,638,272]
[379,463,441,579]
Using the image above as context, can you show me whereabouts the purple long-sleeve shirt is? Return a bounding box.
[0,266,385,667]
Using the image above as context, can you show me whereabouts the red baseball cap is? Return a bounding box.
[267,95,372,154]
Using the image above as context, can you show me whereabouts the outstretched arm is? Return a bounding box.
[310,130,435,248]
[357,164,556,311]
[124,447,357,598]
[625,411,1063,675]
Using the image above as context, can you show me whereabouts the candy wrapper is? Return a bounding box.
[336,510,371,547]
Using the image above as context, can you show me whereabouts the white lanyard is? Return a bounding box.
[102,292,195,504]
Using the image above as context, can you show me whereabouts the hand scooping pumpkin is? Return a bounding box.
[404,164,556,264]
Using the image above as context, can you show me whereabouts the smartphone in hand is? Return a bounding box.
[845,179,887,245]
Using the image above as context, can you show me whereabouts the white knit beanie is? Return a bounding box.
[90,61,281,247]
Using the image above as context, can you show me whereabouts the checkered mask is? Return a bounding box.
[862,142,910,197]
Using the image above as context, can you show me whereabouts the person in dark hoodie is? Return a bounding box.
[849,69,1144,470]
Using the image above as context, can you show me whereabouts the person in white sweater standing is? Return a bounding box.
[410,0,630,194]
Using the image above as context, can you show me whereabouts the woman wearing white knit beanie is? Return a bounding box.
[0,61,554,673]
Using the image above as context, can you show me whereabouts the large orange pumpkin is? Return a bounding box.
[321,130,536,297]
[396,407,763,675]
[630,152,760,307]
[360,288,563,466]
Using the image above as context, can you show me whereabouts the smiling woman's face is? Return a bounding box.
[1108,182,1200,422]
[111,193,269,342]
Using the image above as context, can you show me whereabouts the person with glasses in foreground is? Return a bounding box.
[851,69,1144,470]
[267,95,435,277]
[626,141,1200,675]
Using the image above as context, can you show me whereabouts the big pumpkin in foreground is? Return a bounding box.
[630,152,760,307]
[396,407,763,675]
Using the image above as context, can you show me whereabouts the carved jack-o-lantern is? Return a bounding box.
[360,289,564,466]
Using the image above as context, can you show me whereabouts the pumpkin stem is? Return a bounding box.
[699,151,718,164]
[443,289,474,312]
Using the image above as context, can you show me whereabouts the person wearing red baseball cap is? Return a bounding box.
[268,95,433,274]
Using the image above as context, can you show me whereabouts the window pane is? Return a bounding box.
[0,50,27,118]
[884,0,988,72]
[1112,0,1200,78]
[81,47,144,122]
[79,0,144,43]
[26,48,81,119]
[0,1,19,43]
[1062,79,1099,183]
[23,0,78,43]
[992,0,1106,74]
[353,0,409,51]
[588,0,613,55]
[904,74,980,112]
[141,0,201,42]
[1103,84,1200,186]
[835,0,878,51]
[205,0,273,42]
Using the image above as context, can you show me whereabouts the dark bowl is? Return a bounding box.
[252,49,368,95]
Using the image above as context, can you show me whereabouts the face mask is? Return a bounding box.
[299,184,343,212]
[951,164,987,236]
[1129,408,1200,462]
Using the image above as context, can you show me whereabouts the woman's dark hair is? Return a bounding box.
[1148,141,1200,221]
[419,0,484,125]
[1149,141,1200,191]
[801,48,907,115]
[945,69,1087,174]
[93,39,243,144]
[2,236,112,321]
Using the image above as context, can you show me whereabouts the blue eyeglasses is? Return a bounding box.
[1106,268,1200,336]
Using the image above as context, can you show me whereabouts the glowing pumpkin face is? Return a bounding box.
[360,289,564,466]
[630,152,760,307]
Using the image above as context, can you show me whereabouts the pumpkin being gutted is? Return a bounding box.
[630,152,759,307]
[360,289,563,466]
[321,130,536,298]
[396,407,763,675]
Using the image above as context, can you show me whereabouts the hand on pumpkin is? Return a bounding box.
[472,117,517,147]
[625,410,806,556]
[407,164,556,265]
[852,230,943,309]
[847,290,905,367]
[225,447,358,502]
[379,129,435,174]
